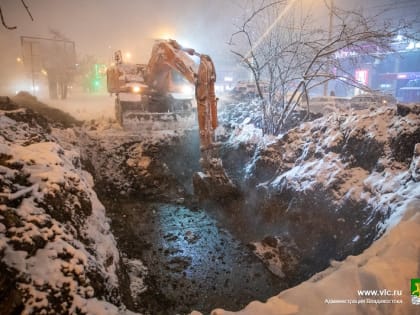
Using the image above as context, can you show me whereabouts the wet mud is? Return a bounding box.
[104,199,286,315]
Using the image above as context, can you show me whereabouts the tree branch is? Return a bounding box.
[229,0,286,44]
[21,0,34,21]
[0,6,17,29]
[0,1,33,30]
[230,0,414,135]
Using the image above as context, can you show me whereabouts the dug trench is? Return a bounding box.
[81,128,287,314]
[81,122,388,314]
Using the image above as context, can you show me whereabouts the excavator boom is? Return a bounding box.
[106,39,237,200]
[147,39,218,149]
[196,54,218,149]
[146,39,197,89]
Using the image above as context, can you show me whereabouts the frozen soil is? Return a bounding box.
[0,97,123,314]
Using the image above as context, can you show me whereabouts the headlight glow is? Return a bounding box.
[132,85,141,93]
[181,85,193,95]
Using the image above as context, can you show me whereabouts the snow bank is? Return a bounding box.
[255,108,419,228]
[208,105,420,315]
[38,92,115,122]
[0,103,127,314]
[209,199,420,315]
[225,107,419,255]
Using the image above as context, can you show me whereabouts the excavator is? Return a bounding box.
[107,39,216,149]
[107,39,237,198]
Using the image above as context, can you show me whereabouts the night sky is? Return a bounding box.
[0,0,418,90]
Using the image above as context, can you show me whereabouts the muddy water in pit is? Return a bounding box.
[104,199,286,315]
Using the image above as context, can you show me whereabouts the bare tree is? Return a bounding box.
[229,0,416,135]
[0,0,33,30]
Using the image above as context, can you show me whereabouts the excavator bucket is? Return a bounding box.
[192,146,239,201]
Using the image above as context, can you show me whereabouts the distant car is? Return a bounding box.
[350,93,397,110]
[229,80,269,99]
[304,96,350,114]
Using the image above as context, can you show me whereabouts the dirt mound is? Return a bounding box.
[11,92,81,128]
[219,106,420,281]
[0,97,122,314]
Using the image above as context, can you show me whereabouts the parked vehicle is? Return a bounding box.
[229,80,269,99]
[350,93,397,110]
[304,96,350,114]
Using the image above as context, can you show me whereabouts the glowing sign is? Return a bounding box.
[355,69,368,85]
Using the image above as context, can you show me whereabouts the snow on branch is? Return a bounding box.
[229,0,416,135]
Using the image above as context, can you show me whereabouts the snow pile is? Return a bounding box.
[219,99,322,136]
[252,107,419,224]
[205,105,420,315]
[210,199,420,315]
[122,258,148,301]
[0,102,126,314]
[219,100,264,130]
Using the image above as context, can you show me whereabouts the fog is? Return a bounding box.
[0,0,241,59]
[0,0,242,95]
[0,0,417,96]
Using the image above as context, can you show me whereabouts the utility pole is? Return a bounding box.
[29,42,36,96]
[323,0,334,96]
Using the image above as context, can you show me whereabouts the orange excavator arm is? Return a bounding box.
[146,39,218,149]
[195,54,218,149]
[146,39,197,89]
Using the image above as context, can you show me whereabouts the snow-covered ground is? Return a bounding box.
[208,199,420,315]
[203,103,420,315]
[1,92,419,315]
[0,98,134,314]
[38,92,115,121]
